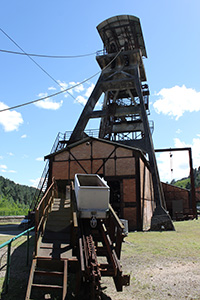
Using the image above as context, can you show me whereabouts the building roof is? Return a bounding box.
[45,136,146,160]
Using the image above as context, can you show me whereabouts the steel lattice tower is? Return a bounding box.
[69,15,173,230]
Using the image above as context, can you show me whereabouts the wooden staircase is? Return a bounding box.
[26,258,68,299]
[26,194,78,299]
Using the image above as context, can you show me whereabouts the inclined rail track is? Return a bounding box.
[25,181,130,300]
[78,218,130,299]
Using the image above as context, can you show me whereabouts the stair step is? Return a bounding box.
[42,232,70,242]
[39,242,70,249]
[37,248,73,259]
[48,212,71,218]
[36,258,64,271]
[32,283,63,290]
[25,194,72,299]
[45,224,71,233]
[47,216,71,221]
[35,270,63,277]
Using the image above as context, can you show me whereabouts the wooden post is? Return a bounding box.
[35,209,39,256]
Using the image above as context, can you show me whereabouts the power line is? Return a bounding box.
[0,72,100,112]
[0,48,96,58]
[0,49,122,113]
[0,27,77,101]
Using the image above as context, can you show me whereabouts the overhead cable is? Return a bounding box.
[0,72,101,112]
[0,49,122,113]
[0,27,77,101]
[0,48,96,58]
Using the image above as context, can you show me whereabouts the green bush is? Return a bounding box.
[0,195,29,216]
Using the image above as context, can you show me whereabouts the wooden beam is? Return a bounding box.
[62,260,68,300]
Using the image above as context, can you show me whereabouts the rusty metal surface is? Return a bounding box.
[26,182,129,299]
[78,212,130,299]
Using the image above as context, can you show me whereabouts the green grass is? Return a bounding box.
[119,219,200,299]
[122,219,200,261]
[1,219,200,299]
[0,222,21,225]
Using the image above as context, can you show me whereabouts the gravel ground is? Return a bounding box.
[101,252,200,300]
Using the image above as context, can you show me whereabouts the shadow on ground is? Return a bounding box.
[0,233,116,300]
[0,235,34,300]
[0,224,24,236]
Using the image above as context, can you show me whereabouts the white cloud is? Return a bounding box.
[7,152,14,156]
[69,82,84,93]
[176,129,182,134]
[21,134,27,139]
[0,164,7,170]
[153,85,200,120]
[64,82,85,98]
[39,81,95,107]
[156,137,200,182]
[157,149,189,183]
[36,157,43,161]
[58,81,68,91]
[75,95,87,106]
[73,83,95,106]
[0,102,23,132]
[30,177,40,188]
[34,93,63,110]
[48,86,57,91]
[188,137,200,168]
[85,83,95,98]
[0,164,16,173]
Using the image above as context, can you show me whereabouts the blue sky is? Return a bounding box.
[0,0,200,187]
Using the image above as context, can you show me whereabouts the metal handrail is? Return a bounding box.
[0,226,34,294]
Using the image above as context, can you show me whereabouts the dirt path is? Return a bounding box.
[101,241,200,300]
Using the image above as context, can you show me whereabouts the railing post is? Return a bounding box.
[4,241,12,293]
[52,177,55,198]
[0,226,35,294]
[35,209,39,256]
[26,230,30,266]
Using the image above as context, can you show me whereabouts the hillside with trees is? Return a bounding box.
[171,167,200,189]
[0,167,200,216]
[0,176,37,216]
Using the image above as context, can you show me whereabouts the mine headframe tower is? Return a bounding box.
[68,15,174,230]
